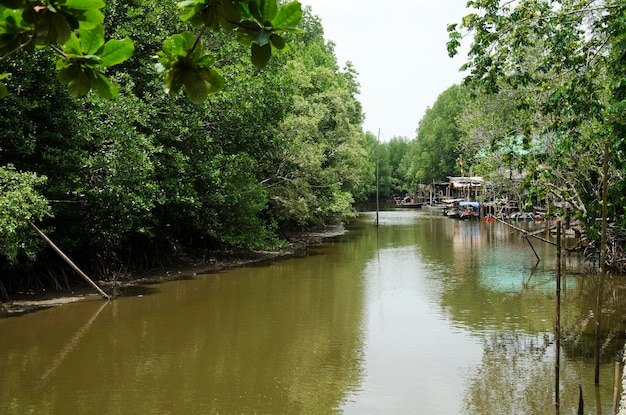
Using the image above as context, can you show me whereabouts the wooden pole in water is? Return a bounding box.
[29,222,111,300]
[375,128,380,227]
[555,220,562,415]
[614,361,621,414]
[595,140,610,384]
[578,385,584,415]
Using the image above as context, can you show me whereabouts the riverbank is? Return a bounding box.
[0,226,347,318]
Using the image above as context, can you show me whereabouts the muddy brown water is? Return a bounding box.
[1,209,624,414]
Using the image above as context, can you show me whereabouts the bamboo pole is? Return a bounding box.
[595,140,610,384]
[29,222,110,300]
[375,128,380,228]
[555,220,562,415]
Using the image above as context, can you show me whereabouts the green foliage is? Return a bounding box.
[450,0,626,247]
[0,0,118,98]
[402,85,468,184]
[386,136,410,194]
[68,83,160,250]
[263,11,366,228]
[56,24,134,98]
[234,0,302,67]
[1,0,302,102]
[0,3,369,287]
[156,31,224,103]
[361,134,411,199]
[0,165,51,264]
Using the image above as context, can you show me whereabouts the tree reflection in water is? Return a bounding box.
[464,329,618,414]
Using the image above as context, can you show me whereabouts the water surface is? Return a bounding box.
[1,209,623,414]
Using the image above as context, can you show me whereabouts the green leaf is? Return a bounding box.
[79,24,105,54]
[201,68,224,92]
[98,37,134,66]
[0,80,7,98]
[61,33,82,55]
[259,0,278,22]
[164,67,184,95]
[64,0,106,10]
[247,0,262,21]
[162,31,195,57]
[254,28,271,46]
[56,62,81,84]
[0,9,22,33]
[82,53,103,65]
[76,8,104,28]
[236,19,261,43]
[66,67,91,98]
[61,10,80,30]
[270,34,285,50]
[270,0,301,29]
[195,48,215,66]
[218,0,241,29]
[251,42,271,67]
[36,10,72,45]
[91,71,118,98]
[182,67,209,104]
[0,11,29,55]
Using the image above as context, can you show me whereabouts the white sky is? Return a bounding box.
[302,0,472,141]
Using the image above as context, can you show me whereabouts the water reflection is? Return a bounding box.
[1,209,625,414]
[341,210,625,414]
[0,253,367,414]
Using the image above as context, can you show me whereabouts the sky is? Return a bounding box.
[301,0,472,141]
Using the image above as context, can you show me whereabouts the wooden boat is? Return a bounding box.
[422,204,447,211]
[395,195,424,208]
[458,201,480,220]
[459,209,479,220]
[446,207,461,219]
[446,201,481,220]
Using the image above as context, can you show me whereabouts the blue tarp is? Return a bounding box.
[459,201,480,213]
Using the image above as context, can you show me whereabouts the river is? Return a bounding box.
[1,209,625,414]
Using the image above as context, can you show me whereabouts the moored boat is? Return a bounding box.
[395,195,424,208]
[423,204,447,211]
[458,201,480,220]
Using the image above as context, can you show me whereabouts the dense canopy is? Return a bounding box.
[0,1,371,291]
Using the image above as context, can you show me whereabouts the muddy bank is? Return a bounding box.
[0,226,347,318]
